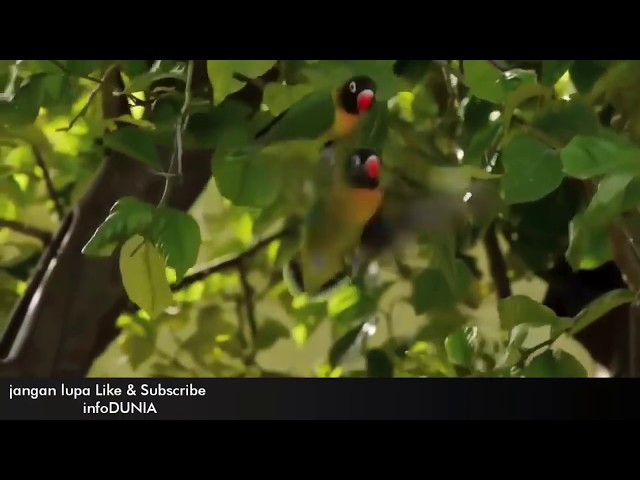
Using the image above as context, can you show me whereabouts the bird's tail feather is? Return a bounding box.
[282,257,352,300]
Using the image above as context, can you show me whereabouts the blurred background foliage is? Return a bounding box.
[1,59,639,379]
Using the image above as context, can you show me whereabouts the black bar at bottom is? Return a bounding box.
[0,378,631,419]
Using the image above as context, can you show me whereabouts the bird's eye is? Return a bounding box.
[349,81,357,93]
[351,155,361,165]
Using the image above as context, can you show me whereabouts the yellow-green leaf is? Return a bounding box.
[119,234,173,319]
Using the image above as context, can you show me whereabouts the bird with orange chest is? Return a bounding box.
[255,75,377,148]
[282,146,384,299]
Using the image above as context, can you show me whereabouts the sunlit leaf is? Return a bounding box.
[82,197,155,256]
[119,235,173,319]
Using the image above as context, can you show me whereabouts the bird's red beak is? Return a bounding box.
[365,155,380,178]
[357,89,374,112]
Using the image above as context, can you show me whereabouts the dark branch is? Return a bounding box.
[483,222,511,299]
[30,145,65,221]
[237,259,257,356]
[0,219,52,244]
[487,60,510,71]
[171,227,295,291]
[48,60,103,84]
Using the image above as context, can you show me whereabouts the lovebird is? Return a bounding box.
[283,146,384,298]
[255,75,377,147]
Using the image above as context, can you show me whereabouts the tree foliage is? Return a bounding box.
[1,59,638,378]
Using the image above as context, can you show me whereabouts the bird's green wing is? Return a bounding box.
[258,89,337,146]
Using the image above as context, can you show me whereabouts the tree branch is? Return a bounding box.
[30,145,65,221]
[0,219,52,244]
[171,227,295,291]
[483,222,511,299]
[237,259,257,361]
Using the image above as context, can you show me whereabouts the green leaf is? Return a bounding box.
[148,208,201,281]
[444,326,475,367]
[212,146,282,208]
[119,234,173,319]
[561,131,640,179]
[498,294,560,331]
[531,97,600,146]
[569,61,608,94]
[503,83,553,130]
[570,288,634,335]
[103,126,161,169]
[123,68,186,94]
[0,60,16,73]
[521,349,588,378]
[581,172,637,227]
[541,60,574,86]
[119,329,156,370]
[255,318,290,350]
[565,210,612,270]
[182,306,235,359]
[207,60,277,105]
[495,323,530,370]
[258,90,337,145]
[262,82,314,117]
[499,69,538,98]
[366,349,394,377]
[412,260,473,314]
[82,197,155,256]
[463,60,504,104]
[0,73,48,127]
[501,133,564,204]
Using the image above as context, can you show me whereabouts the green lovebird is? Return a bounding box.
[282,146,385,299]
[255,75,377,147]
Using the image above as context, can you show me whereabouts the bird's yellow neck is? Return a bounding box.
[332,90,361,140]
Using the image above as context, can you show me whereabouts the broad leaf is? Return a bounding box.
[148,207,202,281]
[119,234,173,319]
[0,73,48,127]
[212,146,282,208]
[501,133,564,204]
[569,288,634,335]
[498,294,560,331]
[561,131,640,179]
[103,125,162,169]
[521,349,588,378]
[541,60,574,86]
[463,60,504,104]
[82,197,155,256]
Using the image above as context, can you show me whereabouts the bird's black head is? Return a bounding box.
[337,75,377,115]
[345,148,382,189]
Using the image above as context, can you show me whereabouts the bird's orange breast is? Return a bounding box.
[333,107,361,139]
[343,188,384,224]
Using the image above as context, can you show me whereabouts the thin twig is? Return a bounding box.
[0,219,52,244]
[158,60,194,207]
[57,64,119,132]
[483,222,511,299]
[30,145,64,221]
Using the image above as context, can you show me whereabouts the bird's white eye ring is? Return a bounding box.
[349,81,357,93]
[352,154,361,165]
